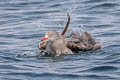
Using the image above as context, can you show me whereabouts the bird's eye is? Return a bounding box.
[84,38,88,41]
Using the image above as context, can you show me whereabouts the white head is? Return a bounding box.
[41,31,60,41]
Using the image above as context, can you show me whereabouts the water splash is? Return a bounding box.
[16,50,40,58]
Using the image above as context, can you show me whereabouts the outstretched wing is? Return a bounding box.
[61,13,70,36]
[64,31,101,52]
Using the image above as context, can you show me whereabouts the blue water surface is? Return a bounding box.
[0,0,120,80]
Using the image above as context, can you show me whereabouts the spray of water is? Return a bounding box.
[66,0,103,45]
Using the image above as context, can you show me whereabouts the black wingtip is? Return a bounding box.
[61,13,70,36]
